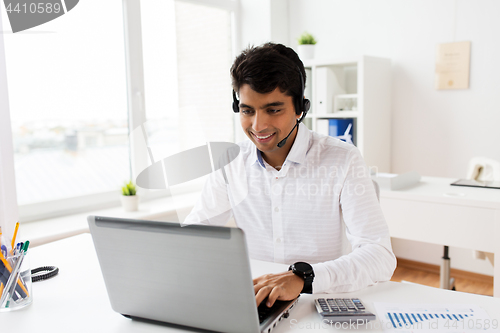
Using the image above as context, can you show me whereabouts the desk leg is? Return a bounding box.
[495,210,500,298]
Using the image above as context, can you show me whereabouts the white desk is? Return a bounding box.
[2,234,500,332]
[379,176,500,297]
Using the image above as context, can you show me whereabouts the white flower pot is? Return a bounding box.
[298,44,315,60]
[120,195,139,212]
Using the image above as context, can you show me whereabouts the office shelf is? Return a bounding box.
[303,56,391,172]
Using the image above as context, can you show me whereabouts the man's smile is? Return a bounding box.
[251,132,276,143]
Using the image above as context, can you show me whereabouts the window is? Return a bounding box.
[129,0,237,205]
[2,1,130,220]
[139,0,235,161]
[0,0,238,221]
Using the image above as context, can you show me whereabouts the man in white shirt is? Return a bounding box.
[185,43,396,308]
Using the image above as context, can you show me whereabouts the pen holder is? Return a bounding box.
[0,251,32,312]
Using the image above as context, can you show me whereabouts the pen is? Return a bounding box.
[0,257,20,302]
[2,255,24,307]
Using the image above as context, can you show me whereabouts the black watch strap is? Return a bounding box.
[289,262,314,294]
[301,274,314,294]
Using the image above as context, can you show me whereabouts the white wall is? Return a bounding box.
[286,0,499,276]
[240,0,289,48]
[288,0,500,178]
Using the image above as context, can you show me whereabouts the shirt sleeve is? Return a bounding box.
[311,147,397,293]
[183,167,234,226]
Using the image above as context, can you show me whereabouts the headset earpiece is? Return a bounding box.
[232,90,239,113]
[296,67,310,120]
[303,98,310,112]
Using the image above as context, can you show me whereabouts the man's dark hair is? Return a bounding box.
[230,43,306,114]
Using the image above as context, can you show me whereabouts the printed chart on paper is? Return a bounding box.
[373,303,499,333]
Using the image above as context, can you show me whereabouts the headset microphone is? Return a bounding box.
[277,111,306,148]
[277,122,298,148]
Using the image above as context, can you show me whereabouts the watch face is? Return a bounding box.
[294,262,313,274]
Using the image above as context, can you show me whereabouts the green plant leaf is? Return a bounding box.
[122,180,137,196]
[122,186,130,196]
[297,31,317,45]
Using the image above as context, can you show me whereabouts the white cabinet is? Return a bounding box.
[302,56,391,172]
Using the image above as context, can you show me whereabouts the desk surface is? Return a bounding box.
[380,176,500,209]
[2,234,500,333]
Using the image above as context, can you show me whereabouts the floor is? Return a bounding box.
[391,265,494,297]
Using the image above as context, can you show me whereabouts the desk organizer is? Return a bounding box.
[0,251,32,311]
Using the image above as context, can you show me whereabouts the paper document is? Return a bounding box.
[374,303,499,333]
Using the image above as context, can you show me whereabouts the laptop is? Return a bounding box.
[87,216,298,333]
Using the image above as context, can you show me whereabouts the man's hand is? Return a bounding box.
[253,271,304,307]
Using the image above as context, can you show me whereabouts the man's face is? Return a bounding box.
[238,84,299,158]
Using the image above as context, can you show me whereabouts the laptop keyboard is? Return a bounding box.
[258,299,290,324]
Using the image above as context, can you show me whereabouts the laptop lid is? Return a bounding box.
[88,215,261,333]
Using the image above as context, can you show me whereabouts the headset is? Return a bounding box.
[232,66,311,148]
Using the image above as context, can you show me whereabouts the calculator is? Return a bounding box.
[314,298,376,322]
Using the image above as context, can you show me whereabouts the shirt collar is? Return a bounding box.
[250,122,311,168]
[255,149,266,168]
[250,144,265,168]
[284,122,310,165]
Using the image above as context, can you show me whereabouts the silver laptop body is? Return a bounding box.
[87,216,297,333]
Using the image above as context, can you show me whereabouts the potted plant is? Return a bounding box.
[297,31,317,60]
[120,180,139,212]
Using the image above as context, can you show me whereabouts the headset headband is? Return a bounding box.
[232,66,310,118]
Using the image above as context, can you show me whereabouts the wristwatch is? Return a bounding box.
[288,262,315,294]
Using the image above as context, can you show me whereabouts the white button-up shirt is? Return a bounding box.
[185,123,396,293]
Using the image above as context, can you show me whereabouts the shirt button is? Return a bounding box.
[274,207,279,212]
[276,238,282,243]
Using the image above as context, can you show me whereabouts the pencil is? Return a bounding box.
[11,222,19,250]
